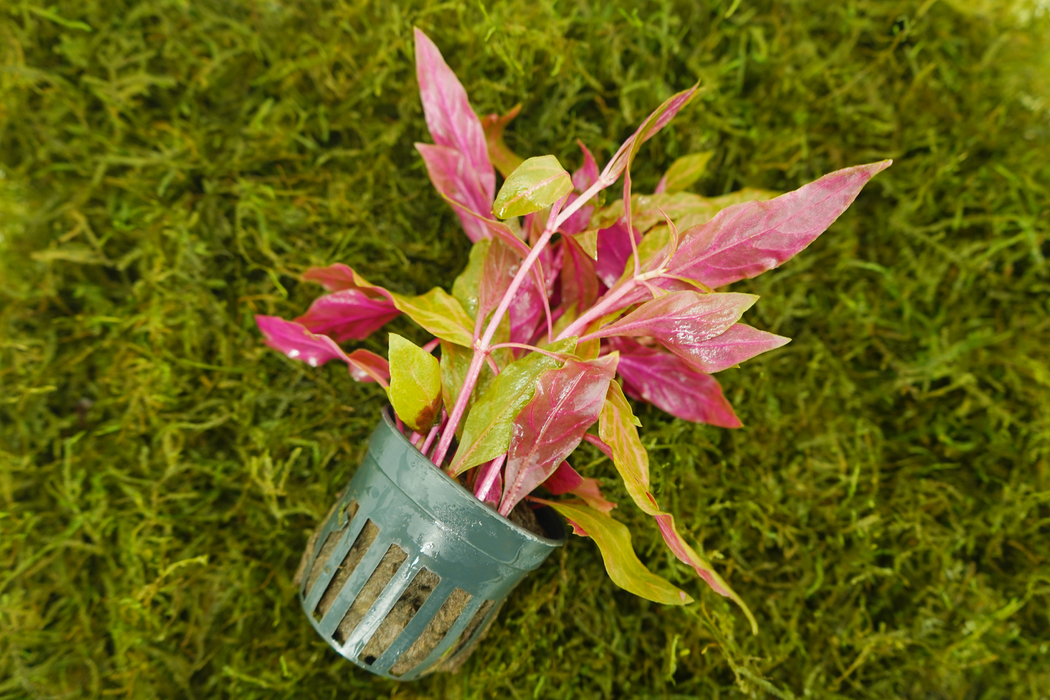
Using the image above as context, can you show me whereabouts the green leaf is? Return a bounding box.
[391,287,474,347]
[660,152,713,193]
[388,334,443,432]
[599,381,650,503]
[598,381,758,632]
[439,339,501,438]
[449,337,576,475]
[568,228,599,260]
[452,239,490,320]
[542,501,692,606]
[493,155,574,219]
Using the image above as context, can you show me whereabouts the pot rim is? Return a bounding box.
[377,408,566,548]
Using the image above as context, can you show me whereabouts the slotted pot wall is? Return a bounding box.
[297,410,565,680]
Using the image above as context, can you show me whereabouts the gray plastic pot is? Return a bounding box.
[297,410,565,681]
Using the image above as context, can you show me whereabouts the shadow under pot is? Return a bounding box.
[296,410,565,681]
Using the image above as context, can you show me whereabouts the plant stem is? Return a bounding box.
[431,181,610,473]
[473,454,506,503]
[557,277,639,341]
[420,417,442,456]
[432,219,564,470]
[489,342,568,362]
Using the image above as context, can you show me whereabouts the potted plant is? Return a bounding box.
[257,28,890,681]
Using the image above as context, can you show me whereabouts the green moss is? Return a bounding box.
[2,1,1048,697]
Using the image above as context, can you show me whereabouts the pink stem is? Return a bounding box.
[624,171,641,280]
[433,349,486,471]
[433,224,563,470]
[422,338,441,354]
[485,353,501,377]
[410,431,425,448]
[394,413,405,434]
[420,419,441,456]
[489,342,568,362]
[583,432,614,459]
[557,278,639,341]
[474,454,506,503]
[433,185,610,476]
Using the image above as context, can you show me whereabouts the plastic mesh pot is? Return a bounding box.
[298,411,565,680]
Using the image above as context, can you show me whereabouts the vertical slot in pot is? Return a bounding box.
[439,599,496,668]
[332,540,408,645]
[303,500,359,598]
[357,568,441,666]
[388,588,474,677]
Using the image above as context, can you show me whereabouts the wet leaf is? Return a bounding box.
[656,151,713,193]
[255,316,389,384]
[388,334,442,432]
[448,337,576,475]
[499,354,618,515]
[493,155,574,219]
[540,500,692,606]
[609,337,741,428]
[414,28,494,198]
[294,288,401,342]
[671,323,791,374]
[390,287,474,347]
[590,291,758,347]
[670,161,892,287]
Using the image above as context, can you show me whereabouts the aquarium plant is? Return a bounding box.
[256,28,890,674]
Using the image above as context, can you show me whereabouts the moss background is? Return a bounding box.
[2,0,1049,697]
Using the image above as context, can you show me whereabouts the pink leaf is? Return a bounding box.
[596,218,642,288]
[603,85,699,184]
[651,510,743,606]
[572,477,617,514]
[474,457,503,508]
[301,263,358,292]
[499,355,619,516]
[560,233,600,316]
[344,349,391,384]
[414,28,495,200]
[557,192,594,236]
[543,461,583,494]
[416,143,494,244]
[543,462,618,515]
[301,264,395,302]
[509,281,545,345]
[588,291,758,345]
[256,315,350,367]
[609,337,741,428]
[671,323,790,374]
[669,161,892,287]
[255,316,389,384]
[572,140,600,192]
[565,518,589,537]
[294,289,401,342]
